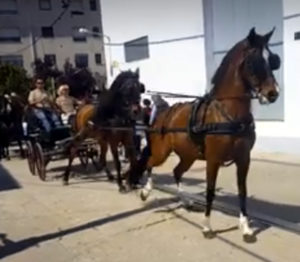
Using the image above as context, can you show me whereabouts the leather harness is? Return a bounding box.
[188,95,255,155]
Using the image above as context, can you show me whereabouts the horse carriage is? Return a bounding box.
[24,108,100,181]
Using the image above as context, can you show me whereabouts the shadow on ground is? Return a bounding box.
[0,163,21,191]
[0,197,177,259]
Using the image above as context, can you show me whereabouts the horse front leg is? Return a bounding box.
[202,160,220,239]
[18,139,25,158]
[110,141,125,192]
[98,139,114,181]
[5,145,10,160]
[122,133,140,189]
[63,146,77,186]
[236,152,254,242]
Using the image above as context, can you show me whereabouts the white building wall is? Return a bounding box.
[100,0,207,97]
[101,0,300,154]
[255,0,300,153]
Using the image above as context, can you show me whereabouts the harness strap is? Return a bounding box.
[187,97,255,157]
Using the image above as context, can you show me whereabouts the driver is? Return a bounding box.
[28,77,61,132]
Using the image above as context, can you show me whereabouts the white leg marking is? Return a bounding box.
[145,177,153,191]
[177,182,183,193]
[239,213,253,235]
[141,177,153,200]
[202,215,212,232]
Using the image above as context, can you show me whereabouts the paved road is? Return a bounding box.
[0,151,300,262]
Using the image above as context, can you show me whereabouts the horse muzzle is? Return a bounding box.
[258,88,279,104]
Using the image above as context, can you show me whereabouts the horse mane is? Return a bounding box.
[93,71,137,124]
[110,71,136,92]
[210,39,248,94]
[154,102,184,127]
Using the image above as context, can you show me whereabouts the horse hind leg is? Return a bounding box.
[98,139,114,181]
[110,142,125,193]
[140,144,172,201]
[173,157,195,193]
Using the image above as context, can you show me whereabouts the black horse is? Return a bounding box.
[0,94,26,160]
[62,69,145,191]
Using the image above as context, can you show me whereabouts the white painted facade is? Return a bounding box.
[100,0,300,154]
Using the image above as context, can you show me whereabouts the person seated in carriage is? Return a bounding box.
[27,77,62,132]
[55,84,82,125]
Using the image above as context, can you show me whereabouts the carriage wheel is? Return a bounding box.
[26,141,36,175]
[35,142,46,181]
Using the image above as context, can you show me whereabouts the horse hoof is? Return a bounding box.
[119,186,126,193]
[243,234,256,243]
[202,230,215,239]
[140,189,149,201]
[62,180,69,186]
[108,175,114,182]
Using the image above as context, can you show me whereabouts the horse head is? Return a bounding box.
[211,27,281,105]
[241,27,281,104]
[111,68,145,120]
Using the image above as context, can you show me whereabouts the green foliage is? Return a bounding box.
[32,58,99,99]
[32,58,62,80]
[0,64,31,97]
[56,59,96,99]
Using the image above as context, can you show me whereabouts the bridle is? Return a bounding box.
[212,44,280,103]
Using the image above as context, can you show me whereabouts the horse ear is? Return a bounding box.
[247,27,257,46]
[135,67,140,77]
[264,27,275,43]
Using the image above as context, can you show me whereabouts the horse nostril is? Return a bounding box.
[267,90,278,102]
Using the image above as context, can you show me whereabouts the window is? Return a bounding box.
[75,54,88,68]
[95,53,102,65]
[71,0,84,15]
[72,27,86,42]
[90,0,97,11]
[124,36,149,62]
[41,26,54,38]
[0,27,21,42]
[92,26,100,37]
[0,0,17,15]
[39,0,51,10]
[0,55,23,67]
[44,54,56,66]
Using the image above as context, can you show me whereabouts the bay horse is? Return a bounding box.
[134,28,281,241]
[63,69,145,192]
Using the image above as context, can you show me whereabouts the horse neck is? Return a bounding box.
[213,65,251,116]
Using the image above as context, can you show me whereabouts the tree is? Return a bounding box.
[32,58,62,80]
[32,58,99,99]
[56,59,96,99]
[0,64,31,98]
